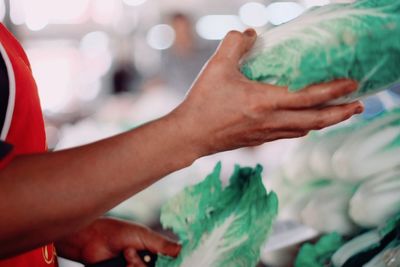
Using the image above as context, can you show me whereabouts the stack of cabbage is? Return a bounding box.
[271,109,400,235]
[241,0,400,103]
[295,214,400,267]
[156,163,278,267]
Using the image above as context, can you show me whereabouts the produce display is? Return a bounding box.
[350,168,400,228]
[271,109,400,236]
[331,215,400,267]
[293,210,400,267]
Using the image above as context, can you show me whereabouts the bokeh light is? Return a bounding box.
[266,2,305,25]
[146,24,176,50]
[239,2,269,28]
[196,15,245,40]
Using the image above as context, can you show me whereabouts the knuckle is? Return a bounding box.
[342,108,354,120]
[313,117,327,130]
[329,86,344,98]
[206,58,228,76]
[260,116,278,131]
[249,132,267,145]
[210,53,232,68]
[226,30,243,40]
[329,107,353,125]
[298,130,309,137]
[295,94,314,107]
[245,96,264,117]
[261,122,274,132]
[250,86,277,109]
[303,99,314,108]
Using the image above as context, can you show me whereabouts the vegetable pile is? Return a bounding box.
[272,109,400,234]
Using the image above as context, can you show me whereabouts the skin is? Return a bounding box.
[55,218,180,267]
[0,29,363,265]
[171,14,194,55]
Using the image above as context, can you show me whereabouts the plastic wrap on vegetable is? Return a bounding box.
[157,163,278,267]
[241,0,400,103]
[349,168,400,228]
[364,244,400,267]
[332,214,400,267]
[295,232,344,267]
[332,230,382,267]
[332,109,400,181]
[300,183,359,235]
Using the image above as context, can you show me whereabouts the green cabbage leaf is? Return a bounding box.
[241,0,400,103]
[156,163,278,267]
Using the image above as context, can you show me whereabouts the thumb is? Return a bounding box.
[140,230,181,257]
[215,29,257,63]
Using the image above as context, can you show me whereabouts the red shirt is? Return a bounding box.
[0,24,57,266]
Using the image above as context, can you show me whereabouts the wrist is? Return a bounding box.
[161,110,205,168]
[54,220,98,262]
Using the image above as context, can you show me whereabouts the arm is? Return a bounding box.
[0,115,196,258]
[0,29,363,258]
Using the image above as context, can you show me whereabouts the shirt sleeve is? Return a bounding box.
[0,140,13,169]
[0,47,10,135]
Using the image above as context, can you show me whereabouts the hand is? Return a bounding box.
[55,218,181,267]
[171,29,363,156]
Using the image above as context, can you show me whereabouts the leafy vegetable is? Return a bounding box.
[241,0,400,103]
[332,214,400,267]
[349,168,400,228]
[332,109,400,181]
[295,232,344,267]
[363,242,400,267]
[301,183,358,235]
[331,230,382,267]
[156,163,278,267]
[270,109,400,234]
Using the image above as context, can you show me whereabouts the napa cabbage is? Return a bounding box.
[241,0,400,103]
[156,163,278,267]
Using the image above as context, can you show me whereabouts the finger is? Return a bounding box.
[124,249,146,267]
[275,101,364,131]
[140,230,181,257]
[281,79,358,109]
[241,130,309,147]
[215,29,257,63]
[264,130,309,142]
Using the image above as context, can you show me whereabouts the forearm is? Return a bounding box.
[0,112,199,258]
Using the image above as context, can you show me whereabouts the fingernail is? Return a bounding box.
[244,29,256,37]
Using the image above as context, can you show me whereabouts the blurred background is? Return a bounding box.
[3,0,400,266]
